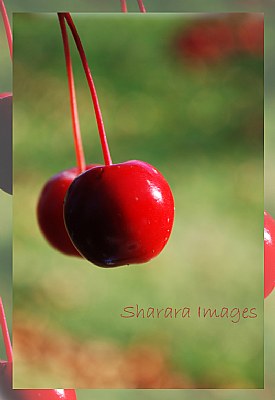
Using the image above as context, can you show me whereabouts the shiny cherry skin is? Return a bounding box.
[37,165,98,256]
[15,389,77,400]
[0,361,77,400]
[64,160,175,267]
[264,211,275,298]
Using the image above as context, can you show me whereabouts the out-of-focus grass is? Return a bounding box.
[13,14,263,388]
[75,297,275,396]
[7,0,268,13]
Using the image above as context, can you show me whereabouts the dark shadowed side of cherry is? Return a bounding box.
[0,95,12,195]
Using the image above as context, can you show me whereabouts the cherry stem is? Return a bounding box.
[58,14,86,173]
[60,13,113,166]
[0,297,13,363]
[0,0,12,59]
[137,0,146,13]
[120,0,128,12]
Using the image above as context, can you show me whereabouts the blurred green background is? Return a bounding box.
[7,0,275,13]
[13,13,263,390]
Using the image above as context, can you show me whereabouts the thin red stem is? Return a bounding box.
[0,0,12,59]
[120,0,128,12]
[60,13,112,166]
[0,297,13,363]
[58,14,86,173]
[137,0,146,13]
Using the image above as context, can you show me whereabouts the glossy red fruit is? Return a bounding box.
[64,160,175,267]
[264,211,275,298]
[21,389,77,400]
[0,361,77,400]
[37,164,98,256]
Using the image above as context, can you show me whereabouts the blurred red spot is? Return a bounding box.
[237,15,264,55]
[173,14,264,67]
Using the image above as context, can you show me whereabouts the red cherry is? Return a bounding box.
[23,389,77,400]
[64,160,174,267]
[264,211,275,298]
[56,16,175,268]
[37,165,98,256]
[36,12,93,257]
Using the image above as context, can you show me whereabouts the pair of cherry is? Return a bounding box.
[37,13,175,268]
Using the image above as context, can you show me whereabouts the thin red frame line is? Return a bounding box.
[61,13,112,166]
[0,297,13,363]
[58,14,86,173]
[0,0,12,59]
